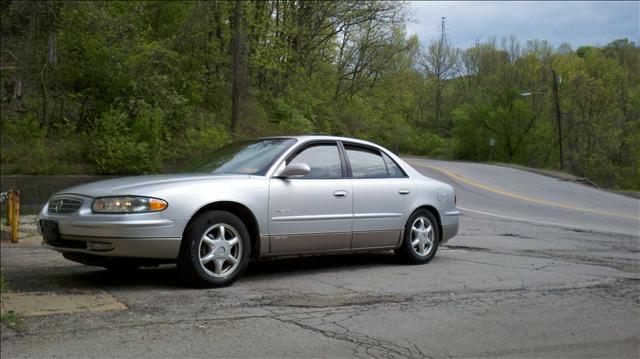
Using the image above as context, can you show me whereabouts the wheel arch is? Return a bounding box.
[183,201,261,258]
[410,205,443,241]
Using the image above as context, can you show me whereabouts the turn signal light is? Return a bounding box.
[149,198,168,211]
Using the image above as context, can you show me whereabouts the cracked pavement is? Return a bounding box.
[2,159,639,358]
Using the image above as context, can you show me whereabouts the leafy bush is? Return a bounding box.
[0,114,48,173]
[407,132,451,158]
[0,114,96,174]
[167,112,231,160]
[271,99,315,135]
[87,106,163,174]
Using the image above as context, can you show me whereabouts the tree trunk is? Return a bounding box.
[230,0,245,137]
[435,80,442,134]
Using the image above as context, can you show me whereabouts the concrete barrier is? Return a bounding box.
[0,175,116,213]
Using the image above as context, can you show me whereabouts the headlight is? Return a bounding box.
[92,196,168,213]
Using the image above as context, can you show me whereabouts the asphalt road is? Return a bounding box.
[2,159,639,358]
[404,158,639,237]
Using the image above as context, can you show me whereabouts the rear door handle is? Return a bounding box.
[333,190,348,199]
[399,189,411,195]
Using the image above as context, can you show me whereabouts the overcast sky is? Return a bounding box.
[406,1,639,49]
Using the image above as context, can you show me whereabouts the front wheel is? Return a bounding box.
[177,211,251,287]
[395,209,440,264]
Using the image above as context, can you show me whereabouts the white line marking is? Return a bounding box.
[457,206,606,233]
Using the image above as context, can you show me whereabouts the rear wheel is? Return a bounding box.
[395,209,440,264]
[177,211,250,287]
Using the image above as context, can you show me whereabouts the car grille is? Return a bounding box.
[48,198,83,214]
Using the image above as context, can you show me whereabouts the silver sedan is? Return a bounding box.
[37,136,459,287]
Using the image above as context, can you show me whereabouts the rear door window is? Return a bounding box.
[345,145,388,178]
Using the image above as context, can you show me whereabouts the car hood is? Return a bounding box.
[56,173,251,198]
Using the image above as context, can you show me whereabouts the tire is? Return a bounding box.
[177,210,251,287]
[395,209,440,264]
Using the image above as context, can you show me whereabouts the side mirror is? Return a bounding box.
[278,163,310,178]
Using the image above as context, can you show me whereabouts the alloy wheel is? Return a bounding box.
[198,223,242,278]
[410,216,434,257]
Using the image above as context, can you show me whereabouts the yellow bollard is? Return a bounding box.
[7,190,13,227]
[11,190,20,243]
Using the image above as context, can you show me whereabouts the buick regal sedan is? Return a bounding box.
[37,136,459,287]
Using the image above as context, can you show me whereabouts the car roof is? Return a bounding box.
[262,135,384,148]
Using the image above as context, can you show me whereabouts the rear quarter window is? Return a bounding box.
[382,153,407,178]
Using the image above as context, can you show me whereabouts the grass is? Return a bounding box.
[0,269,23,331]
[1,311,21,331]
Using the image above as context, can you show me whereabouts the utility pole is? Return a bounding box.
[551,69,564,170]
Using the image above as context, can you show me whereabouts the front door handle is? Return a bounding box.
[333,190,348,199]
[399,189,411,195]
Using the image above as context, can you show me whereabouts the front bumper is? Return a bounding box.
[37,194,186,259]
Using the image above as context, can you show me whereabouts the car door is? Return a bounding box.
[343,143,415,248]
[268,141,353,253]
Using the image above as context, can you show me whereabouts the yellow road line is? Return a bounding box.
[417,163,639,221]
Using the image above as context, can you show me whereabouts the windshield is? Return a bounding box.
[184,138,296,175]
